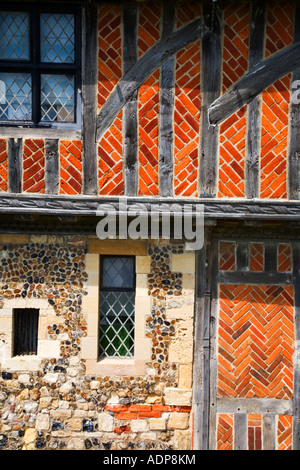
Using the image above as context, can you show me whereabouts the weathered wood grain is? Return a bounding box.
[123,2,138,197]
[45,139,59,194]
[246,1,265,198]
[82,3,98,195]
[199,2,222,197]
[209,41,300,126]
[159,2,175,197]
[96,16,208,140]
[8,138,22,194]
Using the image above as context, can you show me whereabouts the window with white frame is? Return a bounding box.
[0,4,81,128]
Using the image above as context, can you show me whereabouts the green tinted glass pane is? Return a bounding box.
[99,291,135,358]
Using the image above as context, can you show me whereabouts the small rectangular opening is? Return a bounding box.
[13,308,39,356]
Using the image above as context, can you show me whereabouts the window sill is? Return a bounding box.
[85,358,147,376]
[0,126,82,140]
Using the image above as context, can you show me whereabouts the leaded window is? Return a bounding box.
[0,5,81,127]
[99,256,136,359]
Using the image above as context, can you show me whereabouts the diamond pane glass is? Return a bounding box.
[41,74,75,122]
[0,12,30,60]
[0,72,32,120]
[99,291,135,358]
[102,257,135,289]
[40,13,75,63]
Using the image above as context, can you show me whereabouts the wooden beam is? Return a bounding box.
[193,228,212,450]
[45,139,59,194]
[96,16,208,140]
[8,138,22,194]
[246,1,266,199]
[209,41,300,126]
[288,2,300,199]
[234,414,248,450]
[199,2,222,197]
[219,271,292,285]
[159,1,175,197]
[123,2,138,197]
[293,243,300,450]
[82,3,98,195]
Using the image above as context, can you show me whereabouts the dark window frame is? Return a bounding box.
[13,308,39,356]
[0,2,81,129]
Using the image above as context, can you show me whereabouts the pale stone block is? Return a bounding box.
[38,340,60,358]
[87,272,100,293]
[168,412,189,430]
[164,388,192,406]
[85,254,99,273]
[65,418,82,432]
[30,234,48,244]
[149,418,167,431]
[43,373,59,384]
[134,338,151,361]
[173,430,192,450]
[178,364,193,389]
[131,419,149,432]
[87,312,98,336]
[81,336,98,360]
[136,274,148,296]
[36,413,50,431]
[0,316,13,333]
[23,428,37,444]
[169,338,193,364]
[82,295,99,314]
[67,438,85,450]
[0,234,29,243]
[136,255,151,273]
[166,303,194,320]
[171,254,195,273]
[2,356,41,371]
[98,413,114,432]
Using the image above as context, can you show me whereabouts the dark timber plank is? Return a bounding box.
[288,2,300,199]
[199,2,222,197]
[82,3,98,195]
[159,2,175,197]
[246,1,265,199]
[209,40,300,126]
[293,244,300,450]
[219,271,292,285]
[96,16,208,140]
[8,138,22,194]
[123,2,138,197]
[234,414,247,450]
[45,139,59,194]
[264,243,277,272]
[236,242,249,272]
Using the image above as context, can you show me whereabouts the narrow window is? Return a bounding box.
[99,256,135,359]
[13,308,39,356]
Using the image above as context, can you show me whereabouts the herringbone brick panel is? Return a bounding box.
[249,243,264,272]
[137,2,161,196]
[219,242,236,271]
[218,284,294,400]
[0,139,7,192]
[174,40,200,197]
[277,415,292,450]
[278,244,292,272]
[59,140,82,195]
[98,111,124,196]
[173,3,201,197]
[217,414,234,450]
[219,106,247,197]
[260,2,293,199]
[97,4,122,110]
[218,2,250,198]
[23,139,45,193]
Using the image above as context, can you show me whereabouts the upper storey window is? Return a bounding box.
[0,5,81,128]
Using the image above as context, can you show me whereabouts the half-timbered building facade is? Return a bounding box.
[0,0,299,450]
